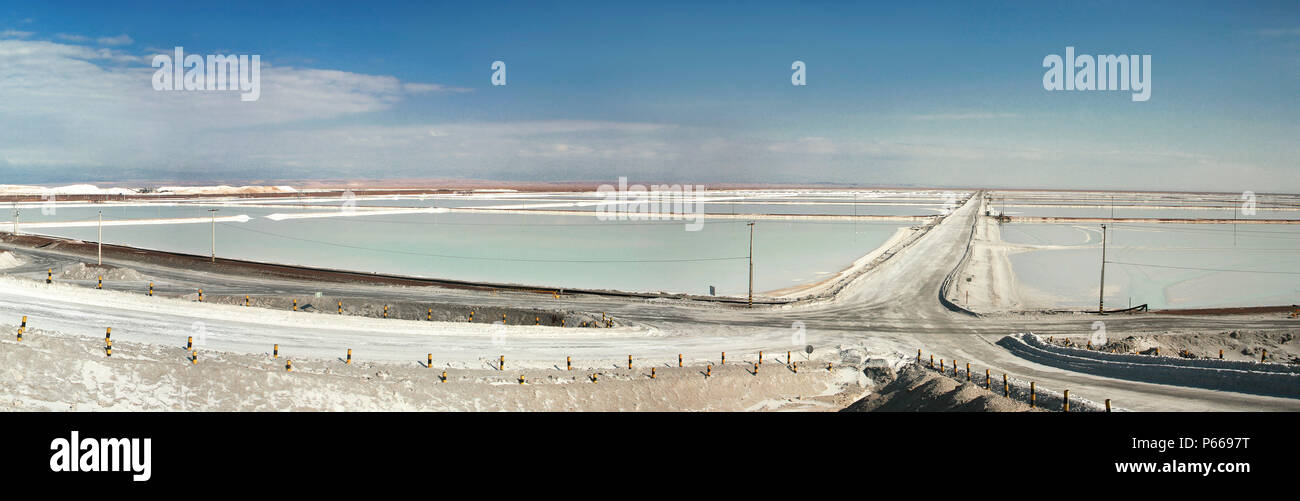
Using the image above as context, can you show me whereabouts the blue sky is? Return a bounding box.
[0,1,1296,191]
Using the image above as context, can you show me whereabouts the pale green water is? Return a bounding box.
[1003,223,1300,309]
[18,205,905,296]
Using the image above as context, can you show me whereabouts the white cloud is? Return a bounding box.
[56,33,90,42]
[403,82,472,93]
[0,38,476,175]
[96,34,134,46]
[0,29,33,39]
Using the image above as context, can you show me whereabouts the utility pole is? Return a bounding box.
[1233,202,1238,247]
[208,209,218,263]
[853,192,858,237]
[1099,224,1106,314]
[747,221,755,308]
[97,210,102,266]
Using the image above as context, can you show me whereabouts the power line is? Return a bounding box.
[1109,223,1300,237]
[1105,260,1300,275]
[216,222,748,264]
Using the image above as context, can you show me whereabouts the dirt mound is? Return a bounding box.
[0,251,22,269]
[59,262,146,281]
[842,364,1033,412]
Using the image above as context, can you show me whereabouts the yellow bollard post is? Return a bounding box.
[286,360,292,372]
[273,344,279,359]
[441,370,447,383]
[827,362,832,371]
[628,355,632,370]
[567,356,572,371]
[148,282,153,296]
[535,317,539,325]
[787,351,792,364]
[651,367,656,379]
[1262,349,1268,363]
[18,315,26,341]
[469,310,474,322]
[187,336,192,350]
[929,354,934,368]
[754,362,759,375]
[721,352,725,365]
[1105,399,1112,412]
[792,361,798,373]
[917,348,922,363]
[105,328,112,357]
[759,351,763,365]
[338,301,342,314]
[966,363,971,381]
[706,364,711,377]
[591,373,598,383]
[499,355,504,371]
[940,359,944,372]
[518,374,525,385]
[346,349,352,365]
[678,354,682,367]
[191,348,197,365]
[560,318,565,327]
[1219,349,1223,359]
[198,289,203,302]
[293,299,297,312]
[1003,374,1009,397]
[985,369,990,389]
[1155,347,1159,357]
[1030,382,1036,408]
[47,268,52,284]
[502,313,506,324]
[1063,389,1070,412]
[428,353,432,368]
[245,295,249,307]
[384,305,389,318]
[427,308,432,321]
[97,275,102,289]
